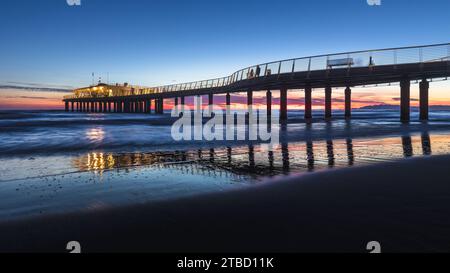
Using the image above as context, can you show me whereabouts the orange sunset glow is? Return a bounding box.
[2,81,450,111]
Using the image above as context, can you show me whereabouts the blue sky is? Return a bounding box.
[0,0,450,89]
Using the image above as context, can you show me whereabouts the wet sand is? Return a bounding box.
[1,155,450,253]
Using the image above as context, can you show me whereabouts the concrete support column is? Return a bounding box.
[400,78,411,122]
[173,98,178,114]
[226,93,231,106]
[90,102,95,112]
[345,86,352,118]
[420,79,429,121]
[208,93,214,105]
[325,85,332,119]
[179,97,185,113]
[208,93,214,114]
[71,102,74,112]
[266,90,272,117]
[65,102,69,112]
[280,88,288,122]
[144,100,149,113]
[247,91,253,106]
[156,98,163,114]
[304,85,312,119]
[194,96,202,115]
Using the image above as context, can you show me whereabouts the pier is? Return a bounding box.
[64,43,450,122]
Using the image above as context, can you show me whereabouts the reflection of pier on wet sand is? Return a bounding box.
[3,153,450,252]
[72,133,440,179]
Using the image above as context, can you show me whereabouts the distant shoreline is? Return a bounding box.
[1,155,450,253]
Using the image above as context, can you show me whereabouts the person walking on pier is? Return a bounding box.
[255,65,261,77]
[248,68,254,79]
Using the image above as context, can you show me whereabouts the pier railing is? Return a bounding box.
[64,43,450,100]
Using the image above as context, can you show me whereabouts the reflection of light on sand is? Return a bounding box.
[85,127,105,142]
[71,133,450,179]
[84,152,116,175]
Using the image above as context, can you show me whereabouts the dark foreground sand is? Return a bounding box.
[1,155,450,253]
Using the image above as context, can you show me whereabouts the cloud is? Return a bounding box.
[392,97,419,102]
[0,85,72,93]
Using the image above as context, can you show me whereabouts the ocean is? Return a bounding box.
[1,109,450,220]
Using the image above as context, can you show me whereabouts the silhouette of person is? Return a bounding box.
[255,65,261,77]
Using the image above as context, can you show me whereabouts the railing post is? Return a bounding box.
[277,62,282,79]
[291,60,296,79]
[394,50,398,69]
[307,58,311,79]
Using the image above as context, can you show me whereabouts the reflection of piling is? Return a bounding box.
[346,138,354,166]
[281,143,290,174]
[209,149,215,163]
[421,133,432,156]
[248,145,255,169]
[402,136,413,157]
[268,151,274,170]
[306,141,315,171]
[326,140,335,167]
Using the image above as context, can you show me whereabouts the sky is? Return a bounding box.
[1,0,450,110]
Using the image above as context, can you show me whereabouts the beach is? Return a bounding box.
[1,154,450,253]
[1,110,450,253]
